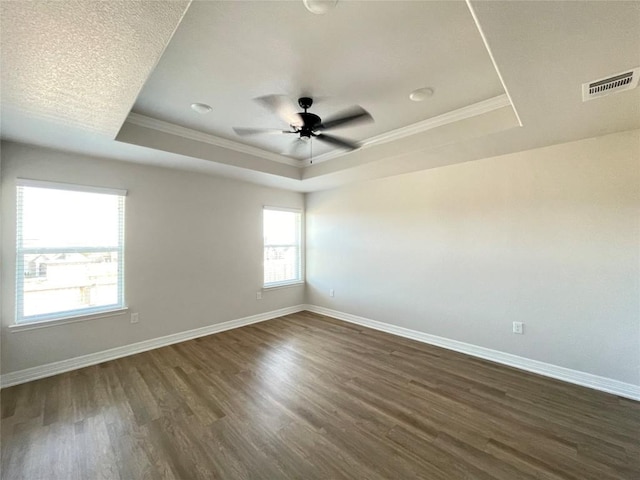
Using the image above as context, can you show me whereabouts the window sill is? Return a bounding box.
[9,307,129,333]
[263,281,305,291]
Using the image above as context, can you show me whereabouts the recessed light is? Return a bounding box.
[409,87,434,102]
[303,0,338,15]
[191,103,212,114]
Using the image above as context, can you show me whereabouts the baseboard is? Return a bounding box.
[0,305,305,388]
[4,303,638,401]
[303,305,640,401]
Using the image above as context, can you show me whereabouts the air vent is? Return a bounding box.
[582,68,640,101]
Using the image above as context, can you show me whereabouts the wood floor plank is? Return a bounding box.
[2,311,639,479]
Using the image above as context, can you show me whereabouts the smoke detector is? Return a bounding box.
[582,67,639,102]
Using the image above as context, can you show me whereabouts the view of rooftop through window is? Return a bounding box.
[17,183,125,322]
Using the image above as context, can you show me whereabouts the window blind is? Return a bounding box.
[263,207,303,287]
[16,180,126,323]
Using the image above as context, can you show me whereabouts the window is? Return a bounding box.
[263,207,303,287]
[16,180,126,324]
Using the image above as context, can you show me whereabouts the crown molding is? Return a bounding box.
[466,0,523,127]
[310,94,512,164]
[125,94,511,169]
[366,94,511,145]
[125,113,303,167]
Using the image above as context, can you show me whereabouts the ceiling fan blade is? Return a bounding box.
[254,95,303,127]
[315,133,359,150]
[233,127,294,136]
[317,106,373,131]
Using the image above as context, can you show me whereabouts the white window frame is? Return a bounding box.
[263,206,304,288]
[15,179,127,324]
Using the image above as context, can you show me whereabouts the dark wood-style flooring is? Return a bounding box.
[1,311,639,479]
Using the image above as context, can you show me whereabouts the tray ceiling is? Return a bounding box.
[130,1,506,163]
[1,1,638,192]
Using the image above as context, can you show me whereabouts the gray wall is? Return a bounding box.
[306,130,640,385]
[1,142,304,373]
[3,130,639,387]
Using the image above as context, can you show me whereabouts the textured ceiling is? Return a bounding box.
[0,0,190,137]
[1,1,638,192]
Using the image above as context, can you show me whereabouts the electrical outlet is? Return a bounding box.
[329,288,335,297]
[130,313,139,324]
[256,291,262,300]
[512,321,524,334]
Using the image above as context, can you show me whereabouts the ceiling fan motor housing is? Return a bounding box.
[298,112,321,138]
[296,97,320,139]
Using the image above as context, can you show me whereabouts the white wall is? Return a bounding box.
[1,142,304,374]
[306,130,640,386]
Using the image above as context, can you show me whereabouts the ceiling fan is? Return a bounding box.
[233,95,373,158]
